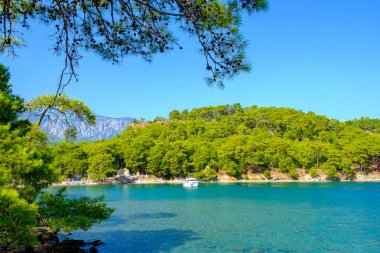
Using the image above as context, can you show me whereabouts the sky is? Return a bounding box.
[1,0,380,121]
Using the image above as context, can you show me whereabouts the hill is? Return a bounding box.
[51,104,380,181]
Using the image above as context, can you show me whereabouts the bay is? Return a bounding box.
[66,182,380,253]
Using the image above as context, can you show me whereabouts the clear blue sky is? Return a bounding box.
[2,0,380,121]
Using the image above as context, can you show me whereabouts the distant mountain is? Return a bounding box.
[22,114,132,141]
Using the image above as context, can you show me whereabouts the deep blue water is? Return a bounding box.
[65,183,380,252]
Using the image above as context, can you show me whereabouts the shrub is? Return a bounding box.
[342,167,353,178]
[288,170,299,180]
[309,168,319,178]
[325,168,340,181]
[263,170,271,179]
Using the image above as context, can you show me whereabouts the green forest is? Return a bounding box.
[54,104,380,182]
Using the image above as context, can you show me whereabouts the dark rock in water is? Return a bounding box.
[60,239,87,247]
[53,239,87,253]
[52,245,86,253]
[33,238,98,253]
[2,228,105,253]
[92,240,105,247]
[89,247,98,253]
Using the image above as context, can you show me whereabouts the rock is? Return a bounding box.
[92,240,105,247]
[60,239,87,247]
[27,114,133,141]
[89,247,98,253]
[43,239,87,253]
[53,244,86,253]
[0,244,8,253]
[3,232,100,253]
[33,227,58,244]
[34,242,54,253]
[124,168,131,177]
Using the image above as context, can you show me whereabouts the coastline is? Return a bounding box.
[52,176,380,187]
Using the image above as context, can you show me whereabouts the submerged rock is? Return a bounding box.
[89,247,98,253]
[92,240,104,247]
[31,236,105,253]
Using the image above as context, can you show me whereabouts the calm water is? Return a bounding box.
[65,183,380,253]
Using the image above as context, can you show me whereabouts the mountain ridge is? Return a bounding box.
[22,113,133,140]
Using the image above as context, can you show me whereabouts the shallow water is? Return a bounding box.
[66,182,380,252]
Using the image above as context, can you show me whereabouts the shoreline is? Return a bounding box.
[52,177,380,187]
[52,168,380,187]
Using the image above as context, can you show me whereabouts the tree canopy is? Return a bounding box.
[0,0,267,88]
[0,64,24,125]
[53,104,380,181]
[27,93,96,127]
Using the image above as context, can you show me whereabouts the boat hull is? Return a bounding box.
[183,181,199,187]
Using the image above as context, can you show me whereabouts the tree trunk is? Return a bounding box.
[316,155,319,169]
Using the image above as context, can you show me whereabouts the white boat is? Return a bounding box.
[183,178,200,187]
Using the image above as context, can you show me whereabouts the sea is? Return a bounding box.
[66,182,380,253]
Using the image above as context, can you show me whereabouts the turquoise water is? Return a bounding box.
[66,183,380,252]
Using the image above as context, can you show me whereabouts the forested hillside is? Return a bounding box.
[53,104,380,181]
